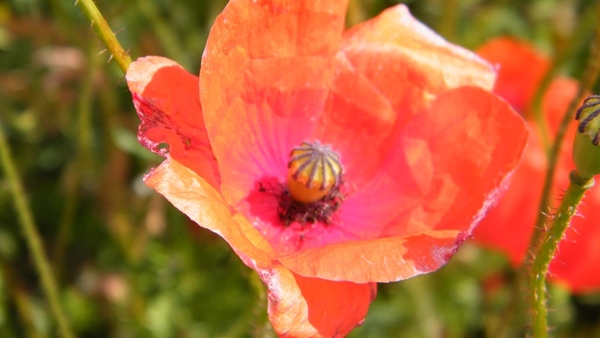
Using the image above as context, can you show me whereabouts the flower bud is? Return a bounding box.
[573,95,600,179]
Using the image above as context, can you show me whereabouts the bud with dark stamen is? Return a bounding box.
[287,141,342,204]
[573,95,600,179]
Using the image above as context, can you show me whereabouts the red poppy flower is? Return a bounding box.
[126,2,527,336]
[474,37,600,293]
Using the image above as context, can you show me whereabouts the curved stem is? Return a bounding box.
[0,126,74,338]
[75,0,132,74]
[529,171,594,337]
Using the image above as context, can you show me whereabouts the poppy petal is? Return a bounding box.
[278,231,464,283]
[261,263,375,337]
[279,86,528,283]
[477,37,550,113]
[473,79,578,265]
[126,56,220,189]
[200,0,349,207]
[340,4,496,126]
[315,3,497,190]
[386,86,528,235]
[144,159,274,268]
[314,51,397,187]
[472,128,545,265]
[472,37,580,266]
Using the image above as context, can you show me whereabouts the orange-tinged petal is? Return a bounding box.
[200,0,349,208]
[473,39,580,267]
[314,51,397,187]
[144,159,274,268]
[472,124,545,265]
[473,78,578,265]
[260,263,375,337]
[315,4,497,187]
[280,86,528,282]
[378,86,527,238]
[477,37,550,113]
[341,4,496,124]
[278,231,463,283]
[126,56,220,189]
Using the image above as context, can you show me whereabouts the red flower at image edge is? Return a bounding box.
[475,37,600,293]
[126,2,527,336]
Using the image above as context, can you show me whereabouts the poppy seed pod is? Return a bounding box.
[287,141,342,204]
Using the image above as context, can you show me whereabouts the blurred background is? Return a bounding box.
[1,0,600,337]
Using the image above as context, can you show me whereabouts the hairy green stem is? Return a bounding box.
[75,0,131,74]
[526,3,600,336]
[0,127,74,338]
[530,171,594,337]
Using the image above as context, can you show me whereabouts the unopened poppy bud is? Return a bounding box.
[287,141,342,204]
[573,95,600,179]
[576,95,600,144]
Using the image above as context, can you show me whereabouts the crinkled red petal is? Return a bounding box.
[341,4,496,120]
[315,52,397,187]
[473,79,579,265]
[472,124,545,265]
[260,263,375,337]
[126,56,220,189]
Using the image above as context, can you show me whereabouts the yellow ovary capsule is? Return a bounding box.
[287,141,342,204]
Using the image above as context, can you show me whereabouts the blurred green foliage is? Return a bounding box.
[1,0,600,337]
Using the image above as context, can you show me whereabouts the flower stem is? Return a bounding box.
[529,171,594,337]
[0,126,74,338]
[75,0,132,74]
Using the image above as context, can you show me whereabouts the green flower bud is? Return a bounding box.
[573,95,600,179]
